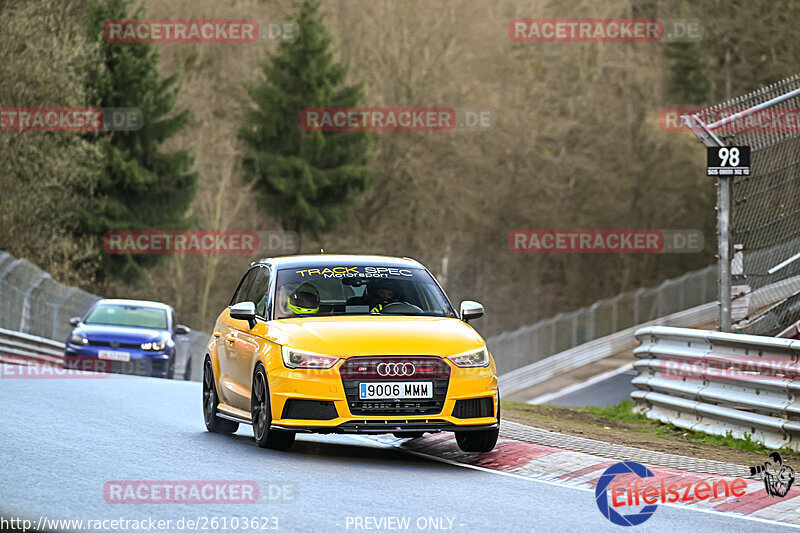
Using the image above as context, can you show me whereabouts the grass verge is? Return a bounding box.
[501,400,800,465]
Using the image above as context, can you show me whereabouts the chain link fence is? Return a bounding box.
[487,266,716,374]
[0,250,207,380]
[686,74,800,335]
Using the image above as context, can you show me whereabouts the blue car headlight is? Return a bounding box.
[68,334,89,346]
[141,340,167,351]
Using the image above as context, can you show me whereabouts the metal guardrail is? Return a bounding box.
[498,302,717,396]
[487,266,717,374]
[632,325,800,450]
[0,327,65,365]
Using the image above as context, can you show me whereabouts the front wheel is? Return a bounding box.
[251,366,295,450]
[166,353,175,380]
[455,428,499,452]
[203,357,238,434]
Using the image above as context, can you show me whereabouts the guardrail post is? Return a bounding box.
[51,287,76,340]
[20,272,50,333]
[0,259,21,329]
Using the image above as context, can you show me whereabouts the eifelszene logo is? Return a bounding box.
[595,462,658,526]
[595,461,750,526]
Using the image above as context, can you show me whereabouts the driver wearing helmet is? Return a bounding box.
[287,282,320,315]
[366,279,402,314]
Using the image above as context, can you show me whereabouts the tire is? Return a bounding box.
[166,353,175,380]
[251,365,295,450]
[183,356,192,381]
[454,400,499,453]
[393,432,425,439]
[202,357,239,434]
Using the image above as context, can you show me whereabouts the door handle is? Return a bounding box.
[213,331,221,338]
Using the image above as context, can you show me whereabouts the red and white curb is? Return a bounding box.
[366,430,800,526]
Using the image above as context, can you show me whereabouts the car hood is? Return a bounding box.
[266,316,485,357]
[75,324,168,344]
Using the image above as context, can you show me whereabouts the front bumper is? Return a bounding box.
[272,421,499,434]
[64,345,172,378]
[266,359,498,433]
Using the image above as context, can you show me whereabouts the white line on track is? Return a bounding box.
[347,435,800,530]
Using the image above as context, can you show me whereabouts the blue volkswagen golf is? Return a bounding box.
[64,299,190,379]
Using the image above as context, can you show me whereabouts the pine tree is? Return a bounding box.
[83,0,197,282]
[662,1,711,106]
[663,41,712,105]
[239,0,371,247]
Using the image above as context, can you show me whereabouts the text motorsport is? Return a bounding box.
[596,461,749,526]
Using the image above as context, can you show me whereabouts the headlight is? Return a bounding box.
[281,346,339,369]
[448,347,490,368]
[141,340,167,351]
[69,334,89,346]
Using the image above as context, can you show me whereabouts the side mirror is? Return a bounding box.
[175,325,191,335]
[69,317,81,327]
[229,301,257,329]
[460,301,484,323]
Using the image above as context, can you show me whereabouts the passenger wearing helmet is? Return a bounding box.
[287,283,320,315]
[366,279,402,313]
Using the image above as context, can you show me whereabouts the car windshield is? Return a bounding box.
[84,304,168,329]
[274,265,456,319]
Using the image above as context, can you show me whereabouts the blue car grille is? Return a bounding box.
[87,340,142,349]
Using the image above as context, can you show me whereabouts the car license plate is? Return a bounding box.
[359,382,433,400]
[98,350,130,362]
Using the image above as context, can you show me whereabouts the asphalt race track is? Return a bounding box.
[0,367,793,533]
[538,368,638,407]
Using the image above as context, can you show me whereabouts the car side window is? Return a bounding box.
[249,267,271,318]
[231,268,259,306]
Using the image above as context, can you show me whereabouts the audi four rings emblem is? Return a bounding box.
[376,362,416,376]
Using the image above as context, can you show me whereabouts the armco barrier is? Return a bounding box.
[0,327,65,366]
[499,302,717,396]
[632,326,800,450]
[487,266,717,375]
[497,273,800,397]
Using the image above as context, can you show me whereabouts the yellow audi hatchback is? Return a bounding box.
[202,255,499,452]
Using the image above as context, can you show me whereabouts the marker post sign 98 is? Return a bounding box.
[707,146,750,176]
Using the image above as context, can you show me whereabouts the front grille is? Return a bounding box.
[282,399,338,420]
[341,356,450,416]
[452,397,494,419]
[87,340,141,349]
